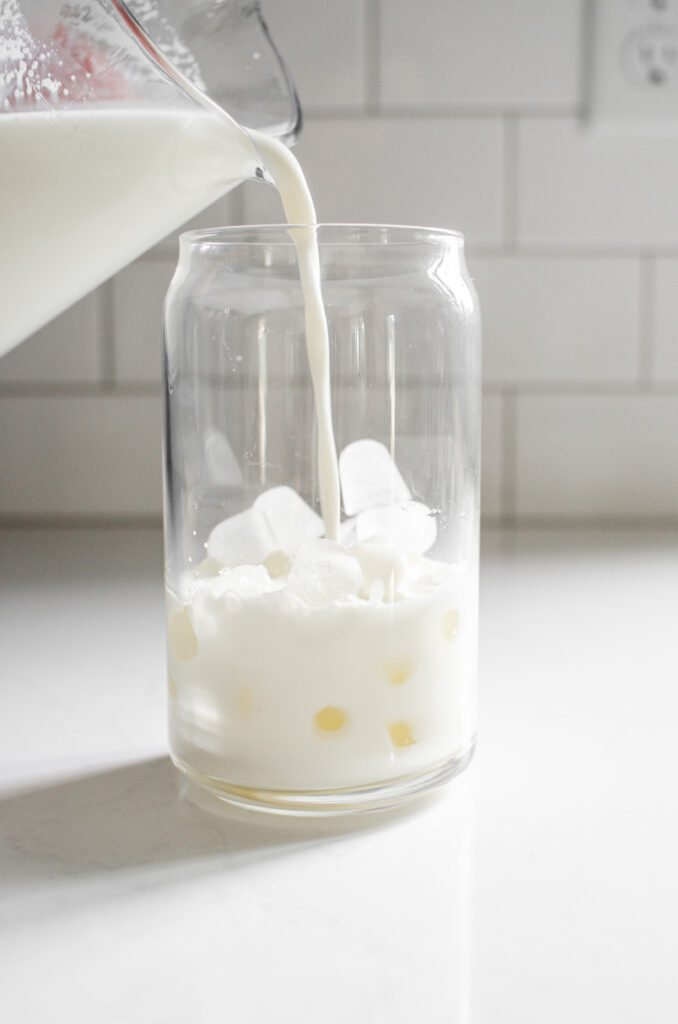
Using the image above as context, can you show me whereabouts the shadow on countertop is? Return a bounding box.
[0,756,445,923]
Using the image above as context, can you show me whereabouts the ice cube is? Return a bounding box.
[356,501,437,555]
[339,515,358,547]
[339,440,411,516]
[203,428,243,487]
[216,564,275,599]
[191,565,274,618]
[206,508,275,568]
[206,487,323,569]
[287,539,363,607]
[254,486,324,553]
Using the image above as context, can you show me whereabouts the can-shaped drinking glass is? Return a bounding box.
[163,224,481,814]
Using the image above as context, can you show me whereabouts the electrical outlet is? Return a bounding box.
[590,0,678,126]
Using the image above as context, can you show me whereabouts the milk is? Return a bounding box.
[0,107,259,355]
[168,557,476,792]
[248,131,341,543]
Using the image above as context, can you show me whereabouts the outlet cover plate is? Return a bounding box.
[590,0,678,126]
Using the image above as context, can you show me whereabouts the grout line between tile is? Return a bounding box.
[482,380,678,396]
[642,379,678,393]
[0,514,163,529]
[509,244,678,258]
[299,107,578,122]
[301,106,377,119]
[364,0,380,115]
[485,513,678,530]
[2,513,673,531]
[505,504,678,529]
[501,391,518,524]
[0,383,103,399]
[579,0,596,122]
[98,281,116,392]
[0,382,161,399]
[467,245,656,259]
[638,255,655,389]
[368,105,580,119]
[9,380,674,401]
[502,115,519,252]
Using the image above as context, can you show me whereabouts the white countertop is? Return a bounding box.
[1,525,677,1023]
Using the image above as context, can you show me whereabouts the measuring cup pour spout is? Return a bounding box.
[0,1,301,355]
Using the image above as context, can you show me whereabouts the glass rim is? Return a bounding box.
[179,223,466,248]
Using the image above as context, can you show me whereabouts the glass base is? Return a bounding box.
[171,741,475,817]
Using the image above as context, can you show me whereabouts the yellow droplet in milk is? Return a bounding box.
[383,656,414,686]
[388,722,417,748]
[441,608,459,642]
[263,549,292,579]
[314,705,347,733]
[236,687,255,717]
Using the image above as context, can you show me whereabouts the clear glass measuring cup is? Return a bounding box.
[0,1,301,356]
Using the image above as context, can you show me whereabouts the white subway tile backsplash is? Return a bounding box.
[150,193,242,257]
[481,394,504,520]
[516,395,678,518]
[239,177,287,226]
[652,259,678,382]
[380,0,581,111]
[2,5,677,525]
[471,256,640,384]
[262,0,367,111]
[123,196,243,381]
[517,118,678,247]
[0,293,101,385]
[0,396,162,518]
[111,260,176,385]
[243,117,504,245]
